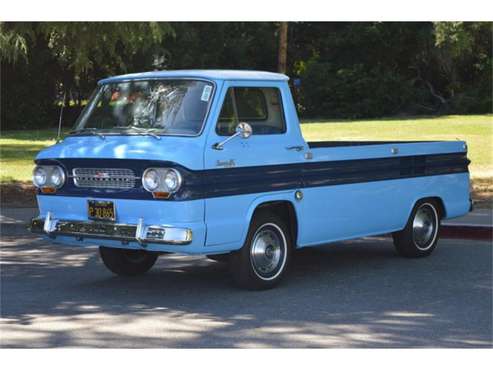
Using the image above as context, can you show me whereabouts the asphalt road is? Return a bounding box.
[1,231,491,348]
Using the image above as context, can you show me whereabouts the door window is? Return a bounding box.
[216,87,286,136]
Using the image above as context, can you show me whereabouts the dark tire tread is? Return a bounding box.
[99,247,158,276]
[229,210,292,290]
[392,199,441,258]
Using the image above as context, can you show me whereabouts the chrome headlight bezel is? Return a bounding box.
[142,168,160,192]
[163,169,182,193]
[50,166,66,188]
[142,168,182,194]
[32,165,66,189]
[33,166,48,187]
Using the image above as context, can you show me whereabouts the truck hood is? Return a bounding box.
[36,135,205,170]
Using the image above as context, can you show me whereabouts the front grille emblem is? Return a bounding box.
[94,171,110,179]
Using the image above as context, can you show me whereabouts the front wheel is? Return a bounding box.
[99,247,158,276]
[392,200,441,258]
[230,211,292,290]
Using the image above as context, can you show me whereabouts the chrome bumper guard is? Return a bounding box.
[29,212,192,245]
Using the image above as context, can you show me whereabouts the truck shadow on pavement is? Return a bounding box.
[1,235,492,348]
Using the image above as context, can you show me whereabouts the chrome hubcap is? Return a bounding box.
[250,223,287,280]
[412,204,438,250]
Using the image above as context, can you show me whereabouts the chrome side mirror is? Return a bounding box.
[236,122,252,139]
[213,122,252,150]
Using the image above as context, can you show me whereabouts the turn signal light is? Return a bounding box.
[152,191,170,199]
[41,186,57,194]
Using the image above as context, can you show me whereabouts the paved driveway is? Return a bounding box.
[0,232,491,348]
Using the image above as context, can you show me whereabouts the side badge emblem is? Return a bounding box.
[216,159,236,168]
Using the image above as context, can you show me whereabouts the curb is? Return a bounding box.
[441,225,492,241]
[1,222,492,241]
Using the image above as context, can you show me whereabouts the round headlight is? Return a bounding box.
[164,169,182,193]
[50,166,65,188]
[33,166,47,187]
[143,169,160,191]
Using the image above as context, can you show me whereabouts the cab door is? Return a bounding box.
[203,80,305,247]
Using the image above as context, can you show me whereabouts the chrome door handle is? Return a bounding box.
[286,145,304,152]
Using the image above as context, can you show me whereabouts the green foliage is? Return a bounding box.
[37,22,173,76]
[434,22,476,57]
[0,22,173,73]
[165,22,278,70]
[0,22,33,63]
[431,22,492,112]
[292,22,491,118]
[0,22,491,130]
[299,62,418,118]
[1,29,59,129]
[1,22,174,130]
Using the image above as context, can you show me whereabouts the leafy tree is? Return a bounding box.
[291,22,491,117]
[1,22,173,129]
[432,22,492,112]
[1,22,491,129]
[0,22,33,63]
[164,22,278,71]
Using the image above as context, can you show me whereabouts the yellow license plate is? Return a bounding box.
[88,200,115,221]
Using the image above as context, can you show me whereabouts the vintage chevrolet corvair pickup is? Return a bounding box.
[30,70,472,289]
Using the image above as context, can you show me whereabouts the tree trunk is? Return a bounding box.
[277,22,288,74]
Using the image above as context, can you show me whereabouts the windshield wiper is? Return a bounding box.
[126,126,161,140]
[69,128,105,140]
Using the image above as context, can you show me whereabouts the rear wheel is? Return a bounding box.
[230,211,292,290]
[392,200,441,258]
[99,246,158,276]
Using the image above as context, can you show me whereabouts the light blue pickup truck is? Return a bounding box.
[30,70,472,289]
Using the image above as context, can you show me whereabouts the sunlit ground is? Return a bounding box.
[1,235,491,348]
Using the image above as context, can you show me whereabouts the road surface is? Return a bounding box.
[1,231,491,348]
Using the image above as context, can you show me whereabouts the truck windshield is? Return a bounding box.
[73,79,213,136]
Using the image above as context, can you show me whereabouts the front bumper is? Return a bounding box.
[30,212,193,246]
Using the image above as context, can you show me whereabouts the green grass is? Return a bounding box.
[0,115,492,183]
[0,129,63,183]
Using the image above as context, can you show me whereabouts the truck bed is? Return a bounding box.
[305,140,467,169]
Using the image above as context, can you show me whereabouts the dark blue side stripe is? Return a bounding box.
[36,152,469,201]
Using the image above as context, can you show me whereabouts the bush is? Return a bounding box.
[298,61,420,119]
[1,45,58,130]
